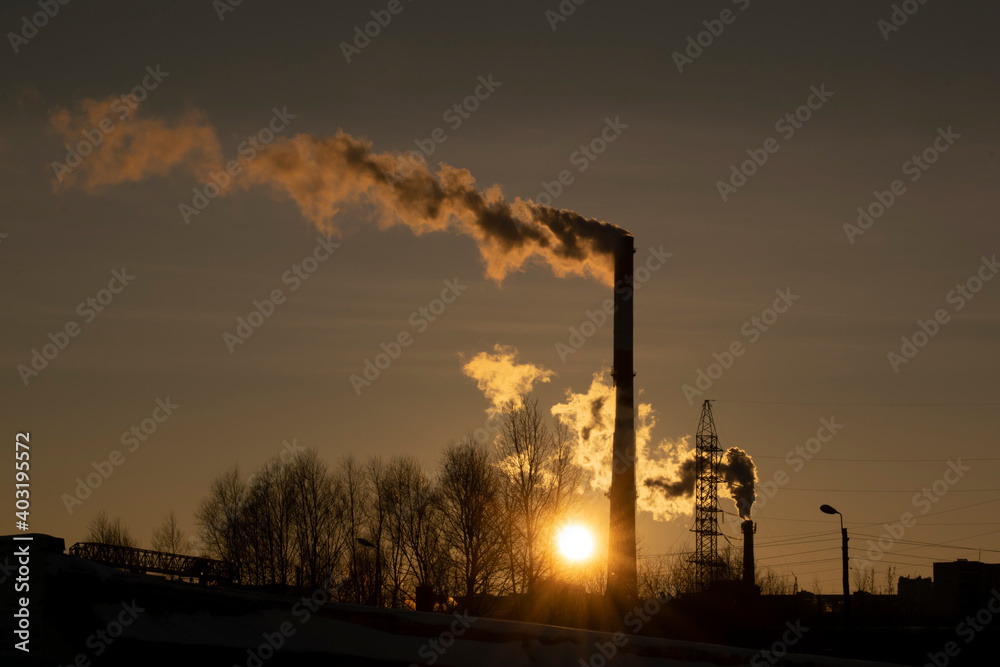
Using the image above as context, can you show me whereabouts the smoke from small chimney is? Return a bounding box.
[722,447,757,519]
[644,446,757,518]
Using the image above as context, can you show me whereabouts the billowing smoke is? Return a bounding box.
[722,447,757,519]
[48,96,222,190]
[643,446,757,519]
[551,371,695,522]
[464,359,696,522]
[49,99,628,283]
[644,459,696,498]
[550,371,615,489]
[581,395,607,442]
[461,344,554,415]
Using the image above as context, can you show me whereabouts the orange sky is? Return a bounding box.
[3,0,999,593]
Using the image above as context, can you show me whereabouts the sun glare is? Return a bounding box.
[557,524,595,562]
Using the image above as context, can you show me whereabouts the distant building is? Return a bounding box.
[898,575,933,597]
[897,575,933,617]
[933,559,1000,617]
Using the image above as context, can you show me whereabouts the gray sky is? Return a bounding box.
[3,0,999,592]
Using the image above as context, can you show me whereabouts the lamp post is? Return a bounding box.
[820,504,850,627]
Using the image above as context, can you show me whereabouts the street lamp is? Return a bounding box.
[820,504,850,626]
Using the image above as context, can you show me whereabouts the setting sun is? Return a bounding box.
[556,524,595,562]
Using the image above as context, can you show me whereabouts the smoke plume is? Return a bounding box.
[461,345,554,415]
[644,459,696,498]
[643,446,757,519]
[49,99,628,283]
[722,447,757,519]
[551,371,695,522]
[48,96,221,190]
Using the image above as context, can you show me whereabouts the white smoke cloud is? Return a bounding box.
[461,344,555,415]
[551,371,695,522]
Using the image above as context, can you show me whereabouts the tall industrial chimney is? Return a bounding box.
[742,519,755,588]
[607,233,637,607]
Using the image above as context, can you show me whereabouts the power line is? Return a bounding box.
[783,566,847,578]
[848,546,949,562]
[738,492,1000,576]
[754,527,834,538]
[777,488,1000,493]
[713,399,1000,407]
[918,496,1000,519]
[754,530,837,543]
[752,455,1000,462]
[753,521,1000,559]
[753,516,842,524]
[758,546,841,561]
[853,528,1000,555]
[754,497,1000,526]
[771,557,842,567]
[901,522,1000,526]
[755,536,841,549]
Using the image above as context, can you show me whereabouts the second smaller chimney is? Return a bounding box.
[742,520,755,588]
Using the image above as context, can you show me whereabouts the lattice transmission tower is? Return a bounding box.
[691,399,723,591]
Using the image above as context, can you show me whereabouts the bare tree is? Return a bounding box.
[651,544,748,597]
[638,555,671,600]
[852,562,897,595]
[197,452,351,591]
[398,470,448,608]
[288,449,347,591]
[580,555,608,596]
[883,565,897,595]
[196,465,250,583]
[377,457,416,608]
[372,456,451,609]
[494,398,580,594]
[245,457,301,588]
[852,562,877,594]
[85,511,138,548]
[340,455,381,605]
[151,510,192,554]
[362,457,393,606]
[542,421,582,578]
[660,550,697,596]
[439,440,506,612]
[184,409,587,611]
[196,460,296,587]
[757,565,794,595]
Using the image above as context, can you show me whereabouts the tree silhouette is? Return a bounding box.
[151,510,192,554]
[288,450,346,591]
[439,440,506,612]
[196,465,250,583]
[494,398,580,595]
[85,510,137,548]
